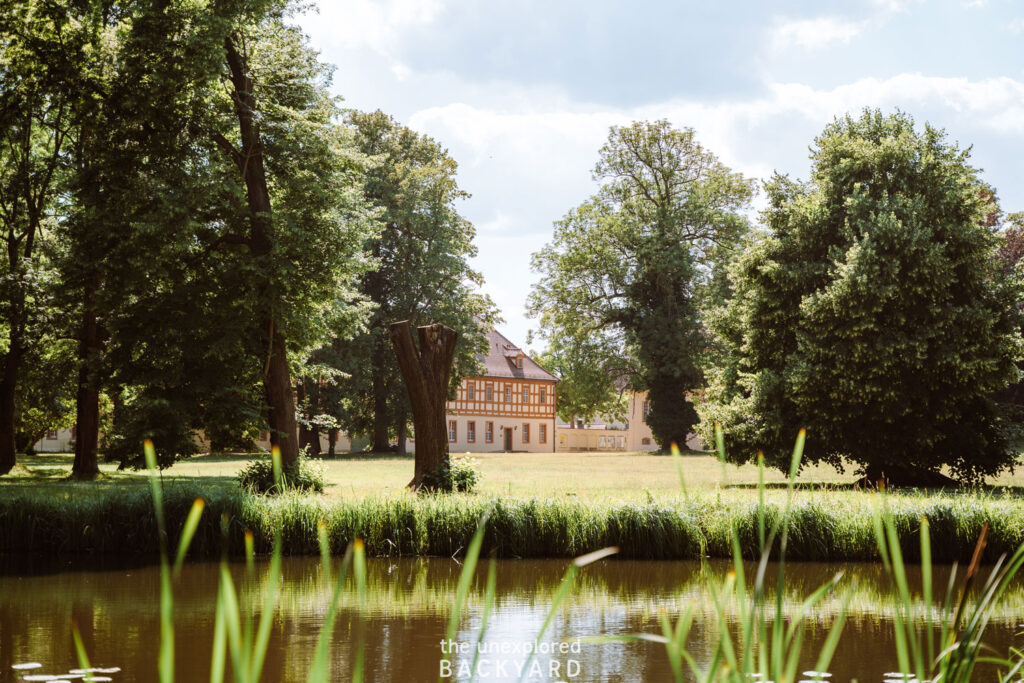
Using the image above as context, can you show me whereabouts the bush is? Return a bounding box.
[238,454,325,495]
[421,455,480,493]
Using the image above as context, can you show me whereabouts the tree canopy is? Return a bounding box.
[700,109,1023,484]
[529,120,753,450]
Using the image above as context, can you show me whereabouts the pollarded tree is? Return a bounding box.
[336,110,497,453]
[700,109,1023,485]
[529,120,754,450]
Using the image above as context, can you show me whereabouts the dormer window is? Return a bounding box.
[516,356,524,369]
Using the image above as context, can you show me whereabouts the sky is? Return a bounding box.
[296,0,1024,348]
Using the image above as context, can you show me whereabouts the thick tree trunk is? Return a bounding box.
[0,341,20,473]
[371,340,390,452]
[263,324,299,467]
[388,321,457,489]
[647,374,697,452]
[221,35,300,468]
[72,289,102,477]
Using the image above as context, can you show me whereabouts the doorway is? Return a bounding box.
[504,428,513,452]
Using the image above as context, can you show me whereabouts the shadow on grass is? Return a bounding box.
[722,480,1024,497]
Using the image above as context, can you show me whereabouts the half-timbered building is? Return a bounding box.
[445,329,557,452]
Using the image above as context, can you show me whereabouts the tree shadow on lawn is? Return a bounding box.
[191,451,414,464]
[722,481,1024,497]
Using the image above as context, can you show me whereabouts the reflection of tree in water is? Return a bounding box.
[0,557,1022,681]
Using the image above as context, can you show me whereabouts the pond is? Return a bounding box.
[1,557,1021,682]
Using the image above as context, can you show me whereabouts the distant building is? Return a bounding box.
[555,389,704,452]
[445,329,557,452]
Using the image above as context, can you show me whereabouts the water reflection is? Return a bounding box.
[0,557,1021,682]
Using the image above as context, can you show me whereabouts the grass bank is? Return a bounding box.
[3,484,1023,563]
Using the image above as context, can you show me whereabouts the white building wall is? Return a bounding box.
[445,414,555,453]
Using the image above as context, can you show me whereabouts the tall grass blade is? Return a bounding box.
[145,439,175,683]
[174,498,205,577]
[352,538,366,683]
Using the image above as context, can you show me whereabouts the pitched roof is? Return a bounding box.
[477,329,558,382]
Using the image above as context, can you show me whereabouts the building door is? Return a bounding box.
[504,428,513,451]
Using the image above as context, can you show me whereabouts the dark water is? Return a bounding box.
[0,557,1021,682]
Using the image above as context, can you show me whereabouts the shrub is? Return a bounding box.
[421,455,480,493]
[237,454,325,494]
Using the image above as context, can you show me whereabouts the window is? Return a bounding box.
[522,423,530,443]
[516,356,523,368]
[539,424,546,443]
[448,420,457,442]
[467,421,476,443]
[260,431,269,442]
[485,422,494,443]
[522,386,530,403]
[467,383,475,401]
[504,387,511,403]
[641,437,651,445]
[539,388,546,404]
[46,429,58,440]
[486,384,493,401]
[643,400,651,417]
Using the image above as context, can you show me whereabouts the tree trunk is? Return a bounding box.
[396,409,408,456]
[72,287,102,477]
[297,377,312,452]
[388,321,457,489]
[371,340,390,452]
[327,428,338,457]
[221,34,300,468]
[263,324,299,467]
[307,379,321,457]
[0,343,20,474]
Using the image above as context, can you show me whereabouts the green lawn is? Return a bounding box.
[8,450,1024,501]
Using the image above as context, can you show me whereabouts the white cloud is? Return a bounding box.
[1009,18,1024,34]
[403,73,1024,342]
[770,17,866,51]
[297,0,444,55]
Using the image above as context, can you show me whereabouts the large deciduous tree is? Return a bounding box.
[700,109,1023,485]
[0,0,76,473]
[331,110,495,453]
[529,120,753,450]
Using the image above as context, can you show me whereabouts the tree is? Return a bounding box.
[529,120,753,450]
[534,331,625,427]
[700,109,1023,485]
[334,110,496,452]
[389,321,457,489]
[0,0,74,472]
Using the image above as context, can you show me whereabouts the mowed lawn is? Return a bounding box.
[7,450,1024,500]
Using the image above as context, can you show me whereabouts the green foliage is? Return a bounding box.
[530,120,753,450]
[535,330,626,426]
[238,454,326,495]
[420,454,481,493]
[324,110,498,448]
[701,110,1024,483]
